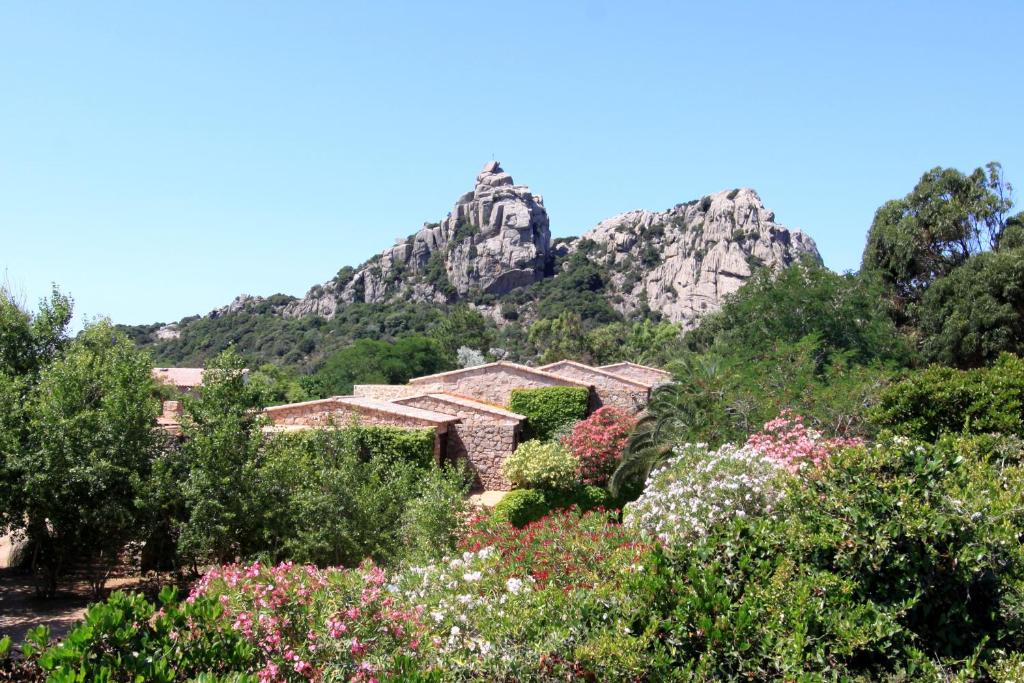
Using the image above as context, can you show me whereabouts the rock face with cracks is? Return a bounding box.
[203,163,819,328]
[283,161,550,318]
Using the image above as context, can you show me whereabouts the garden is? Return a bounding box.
[4,162,1024,680]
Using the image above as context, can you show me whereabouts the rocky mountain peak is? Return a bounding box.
[283,162,551,318]
[242,164,819,329]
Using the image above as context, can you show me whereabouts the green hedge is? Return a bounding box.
[871,353,1024,440]
[508,386,590,441]
[271,425,435,467]
[492,485,612,527]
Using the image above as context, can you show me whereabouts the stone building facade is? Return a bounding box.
[598,362,673,387]
[538,360,652,414]
[262,396,459,462]
[258,358,672,491]
[393,394,525,490]
[407,361,591,406]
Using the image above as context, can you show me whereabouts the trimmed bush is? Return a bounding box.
[492,486,613,528]
[508,386,590,441]
[346,425,436,466]
[502,440,580,490]
[871,353,1024,440]
[492,488,548,527]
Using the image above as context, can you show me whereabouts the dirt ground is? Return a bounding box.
[0,569,149,645]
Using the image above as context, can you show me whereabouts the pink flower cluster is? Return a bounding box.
[745,409,862,473]
[562,407,637,486]
[191,560,425,682]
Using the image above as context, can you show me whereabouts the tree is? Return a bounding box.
[861,163,1014,317]
[527,311,590,364]
[9,321,158,596]
[685,258,911,367]
[432,306,494,364]
[307,336,452,397]
[918,246,1024,367]
[177,348,265,565]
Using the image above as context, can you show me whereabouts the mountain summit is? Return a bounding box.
[278,162,818,327]
[283,161,551,318]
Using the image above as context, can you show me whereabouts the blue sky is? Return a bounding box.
[2,1,1022,327]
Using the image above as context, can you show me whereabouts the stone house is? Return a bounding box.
[405,361,592,406]
[393,393,525,490]
[152,367,207,394]
[262,396,460,463]
[260,358,672,492]
[598,361,673,387]
[537,360,653,414]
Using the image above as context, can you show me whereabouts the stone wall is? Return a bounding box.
[540,361,651,415]
[409,362,590,408]
[263,398,453,462]
[352,384,424,401]
[598,362,673,387]
[396,394,522,490]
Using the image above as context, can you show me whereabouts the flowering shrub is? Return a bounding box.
[745,409,862,472]
[562,407,637,486]
[179,509,660,681]
[502,440,580,490]
[191,561,424,681]
[624,442,787,547]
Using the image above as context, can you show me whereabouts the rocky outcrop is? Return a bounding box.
[283,162,550,318]
[561,188,819,327]
[154,164,821,337]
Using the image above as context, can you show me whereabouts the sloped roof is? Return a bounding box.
[264,396,458,425]
[152,367,205,388]
[598,361,673,380]
[408,361,591,388]
[337,396,460,424]
[395,393,526,421]
[537,360,653,389]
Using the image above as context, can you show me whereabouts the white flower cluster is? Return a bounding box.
[624,442,787,548]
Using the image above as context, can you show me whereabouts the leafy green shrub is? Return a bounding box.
[492,485,612,528]
[256,428,459,567]
[502,440,580,490]
[399,464,471,564]
[508,386,590,440]
[492,488,548,527]
[345,425,436,466]
[871,353,1024,440]
[651,433,1024,678]
[33,588,257,681]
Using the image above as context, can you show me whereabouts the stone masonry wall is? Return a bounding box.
[599,363,672,387]
[352,384,425,401]
[396,394,520,490]
[264,400,448,461]
[540,362,651,415]
[409,365,587,407]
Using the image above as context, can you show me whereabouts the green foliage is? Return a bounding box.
[491,488,548,527]
[431,306,494,364]
[686,258,911,366]
[341,424,436,467]
[305,335,451,397]
[862,162,1014,316]
[8,320,158,597]
[247,363,311,405]
[501,439,580,490]
[492,485,613,528]
[35,588,257,681]
[527,311,590,364]
[178,348,267,564]
[507,386,590,441]
[918,246,1024,367]
[256,429,464,567]
[399,463,471,565]
[650,434,1024,678]
[871,353,1024,440]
